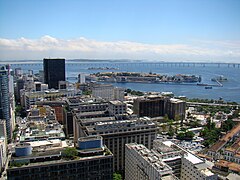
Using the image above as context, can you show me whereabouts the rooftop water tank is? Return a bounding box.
[15,143,32,157]
[78,136,103,150]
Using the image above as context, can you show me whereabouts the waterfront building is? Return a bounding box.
[92,84,124,101]
[125,143,176,180]
[92,84,114,100]
[43,58,65,89]
[74,115,157,172]
[0,66,11,141]
[7,136,113,180]
[78,73,86,84]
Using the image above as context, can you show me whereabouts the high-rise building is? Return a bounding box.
[0,66,11,141]
[43,58,65,89]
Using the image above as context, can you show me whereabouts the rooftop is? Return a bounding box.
[215,160,240,172]
[209,123,240,152]
[109,100,125,105]
[128,143,173,175]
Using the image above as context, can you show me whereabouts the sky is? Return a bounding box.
[0,0,240,62]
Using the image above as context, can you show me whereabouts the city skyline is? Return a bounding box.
[0,0,240,62]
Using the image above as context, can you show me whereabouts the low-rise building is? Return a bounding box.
[7,136,113,180]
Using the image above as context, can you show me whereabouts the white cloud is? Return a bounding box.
[0,35,240,62]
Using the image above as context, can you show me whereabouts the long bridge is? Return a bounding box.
[187,102,239,107]
[4,62,240,68]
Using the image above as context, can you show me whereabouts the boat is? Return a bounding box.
[205,86,213,89]
[211,75,227,82]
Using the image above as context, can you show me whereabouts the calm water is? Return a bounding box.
[5,62,240,103]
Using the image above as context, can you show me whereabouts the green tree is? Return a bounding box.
[113,172,122,180]
[62,147,78,159]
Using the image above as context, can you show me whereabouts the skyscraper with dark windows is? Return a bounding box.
[0,66,11,141]
[43,58,65,89]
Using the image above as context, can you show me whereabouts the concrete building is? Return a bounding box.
[21,89,77,110]
[0,66,11,141]
[0,120,7,138]
[74,115,157,172]
[0,137,7,174]
[133,96,186,121]
[78,73,86,84]
[126,140,218,180]
[162,141,217,180]
[181,152,217,180]
[165,98,186,121]
[133,95,165,118]
[92,84,124,101]
[18,105,65,142]
[153,140,183,178]
[43,58,65,89]
[108,100,127,116]
[65,97,109,137]
[7,136,113,180]
[125,143,176,180]
[36,101,66,125]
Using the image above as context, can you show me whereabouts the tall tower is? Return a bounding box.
[0,66,11,141]
[43,58,65,89]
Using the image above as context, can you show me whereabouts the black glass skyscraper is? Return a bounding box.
[0,66,11,140]
[43,58,65,89]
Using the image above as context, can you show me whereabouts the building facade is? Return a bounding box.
[133,96,165,118]
[0,66,11,141]
[7,136,113,180]
[43,58,65,89]
[125,143,176,180]
[74,116,157,172]
[133,96,186,121]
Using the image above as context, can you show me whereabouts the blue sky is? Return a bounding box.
[0,0,240,61]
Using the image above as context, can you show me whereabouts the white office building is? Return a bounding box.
[125,143,176,180]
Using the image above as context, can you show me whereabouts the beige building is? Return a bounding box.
[74,115,157,172]
[125,143,177,180]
